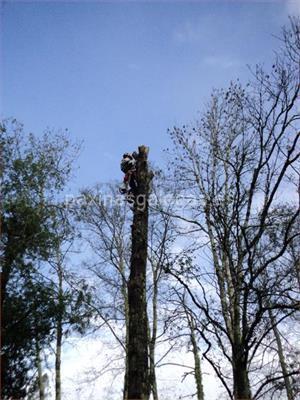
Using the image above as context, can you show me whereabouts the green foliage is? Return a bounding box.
[2,274,57,399]
[0,119,81,399]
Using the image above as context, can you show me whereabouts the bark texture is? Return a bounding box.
[35,339,45,400]
[189,317,204,400]
[127,146,151,400]
[122,259,129,400]
[269,310,294,400]
[148,263,158,400]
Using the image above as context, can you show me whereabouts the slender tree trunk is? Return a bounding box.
[55,260,63,400]
[122,270,129,400]
[55,317,62,400]
[123,319,129,400]
[189,317,204,400]
[269,309,294,400]
[35,339,45,400]
[291,246,300,290]
[148,266,158,400]
[127,146,152,400]
[148,322,158,400]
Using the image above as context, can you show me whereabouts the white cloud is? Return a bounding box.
[203,55,241,69]
[43,331,223,399]
[173,21,203,44]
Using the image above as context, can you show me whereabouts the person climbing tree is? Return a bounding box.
[119,152,138,201]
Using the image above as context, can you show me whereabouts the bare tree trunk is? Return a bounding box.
[127,145,151,400]
[122,270,129,400]
[269,309,294,400]
[233,365,251,400]
[35,339,45,400]
[148,323,158,400]
[148,266,158,400]
[232,349,251,400]
[55,260,63,400]
[232,301,251,400]
[55,317,62,400]
[291,244,300,290]
[189,317,204,400]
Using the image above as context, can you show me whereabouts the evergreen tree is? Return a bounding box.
[1,119,79,399]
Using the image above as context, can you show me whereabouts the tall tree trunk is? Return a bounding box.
[232,298,251,400]
[35,339,45,400]
[148,266,158,400]
[55,260,63,400]
[189,317,204,400]
[269,309,294,400]
[148,322,158,400]
[122,266,129,400]
[123,315,129,400]
[127,146,152,400]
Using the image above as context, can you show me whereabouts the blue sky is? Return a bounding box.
[1,0,299,189]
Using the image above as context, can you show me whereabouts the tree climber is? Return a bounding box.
[119,152,138,198]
